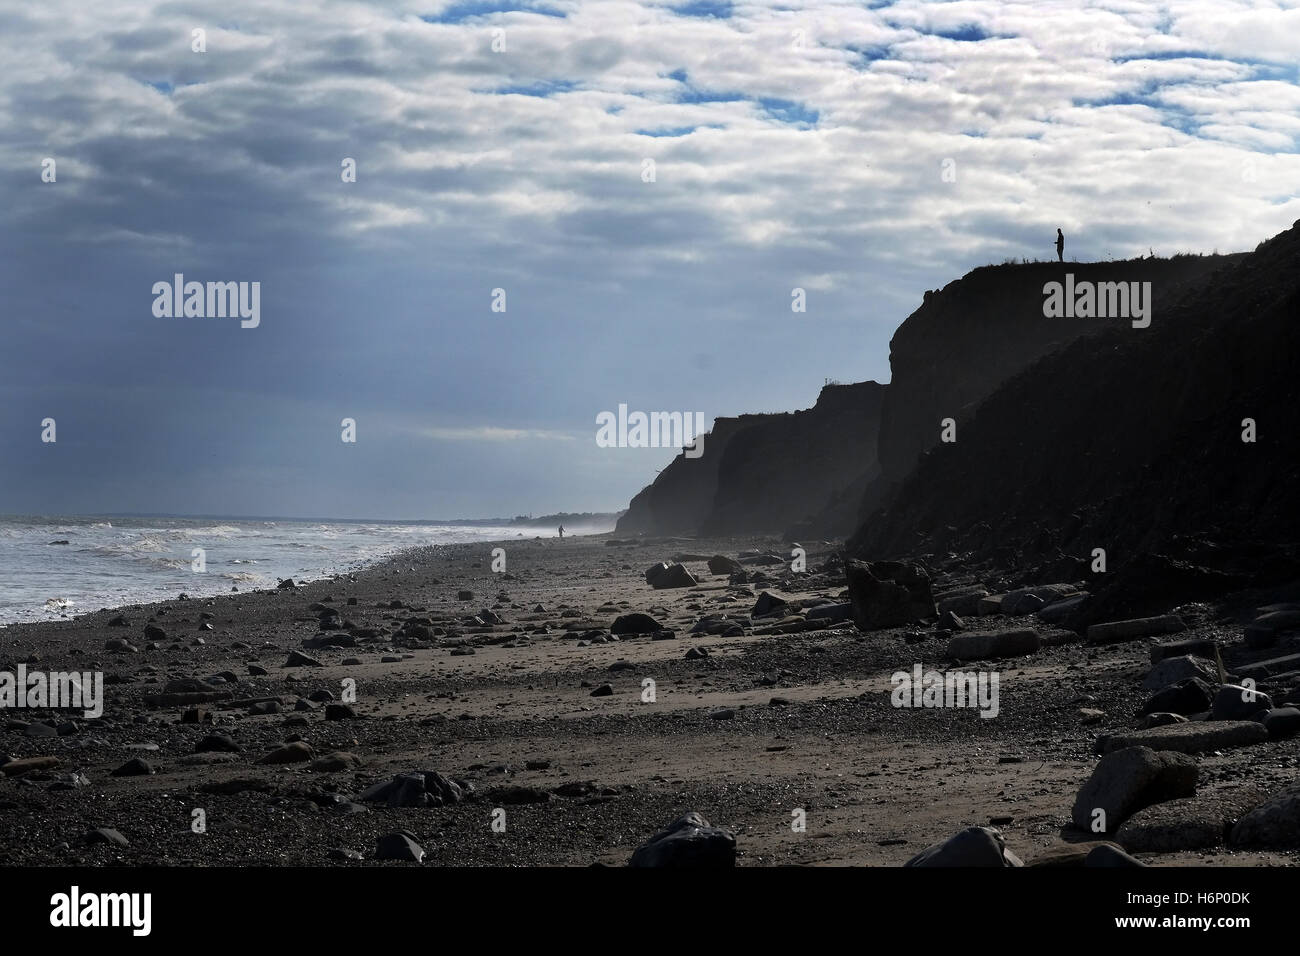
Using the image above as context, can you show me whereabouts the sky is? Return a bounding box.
[1,0,1297,520]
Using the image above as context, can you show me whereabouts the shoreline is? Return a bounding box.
[0,535,1295,866]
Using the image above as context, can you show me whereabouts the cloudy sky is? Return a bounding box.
[2,0,1297,520]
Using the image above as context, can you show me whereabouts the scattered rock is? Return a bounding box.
[845,560,936,630]
[590,684,614,697]
[946,629,1039,661]
[1210,684,1272,721]
[1087,615,1186,645]
[1142,655,1218,692]
[1085,844,1145,866]
[111,758,155,777]
[84,828,129,847]
[1141,676,1215,716]
[257,742,314,764]
[707,555,743,575]
[628,811,736,867]
[905,826,1023,867]
[611,613,661,635]
[1071,746,1197,832]
[1101,720,1268,755]
[375,831,425,862]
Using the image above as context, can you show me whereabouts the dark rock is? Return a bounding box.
[1101,720,1267,755]
[111,758,154,777]
[375,831,425,862]
[628,811,736,867]
[904,826,1022,867]
[85,828,129,847]
[946,628,1039,661]
[1071,746,1198,832]
[1211,684,1272,721]
[257,742,313,764]
[1231,787,1300,846]
[195,734,240,753]
[284,650,323,668]
[707,555,743,575]
[1261,707,1300,739]
[646,562,697,589]
[1085,844,1145,866]
[1141,677,1214,716]
[609,612,662,635]
[325,704,357,720]
[590,684,614,697]
[845,560,935,630]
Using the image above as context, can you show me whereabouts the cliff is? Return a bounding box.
[868,254,1247,521]
[615,381,886,537]
[850,222,1300,581]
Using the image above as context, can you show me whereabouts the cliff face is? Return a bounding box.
[615,381,886,537]
[870,255,1247,520]
[851,222,1300,574]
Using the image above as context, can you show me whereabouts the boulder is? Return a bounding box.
[1141,655,1218,692]
[375,831,425,862]
[1261,707,1300,739]
[1117,794,1255,853]
[751,591,791,618]
[646,562,696,589]
[610,613,662,635]
[946,628,1039,662]
[935,586,989,616]
[1101,720,1267,755]
[628,812,736,867]
[707,555,743,575]
[1230,787,1300,847]
[1085,844,1144,866]
[1087,615,1186,645]
[257,742,314,764]
[1071,746,1197,832]
[845,560,936,631]
[1211,684,1272,721]
[904,826,1022,867]
[1150,638,1220,664]
[1140,677,1214,716]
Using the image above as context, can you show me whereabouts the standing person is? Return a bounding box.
[1055,228,1065,263]
[558,524,564,539]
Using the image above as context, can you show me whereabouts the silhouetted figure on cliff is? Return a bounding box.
[1055,228,1065,263]
[558,524,564,539]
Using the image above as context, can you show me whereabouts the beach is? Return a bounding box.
[0,535,1293,866]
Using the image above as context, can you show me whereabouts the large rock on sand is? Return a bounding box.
[1100,720,1267,755]
[1230,787,1300,847]
[1117,793,1258,853]
[645,562,697,589]
[1071,746,1197,832]
[946,628,1039,661]
[904,826,1022,867]
[845,560,935,631]
[1141,655,1217,692]
[628,812,735,867]
[610,613,662,635]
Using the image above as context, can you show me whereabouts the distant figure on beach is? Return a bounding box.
[1055,228,1065,263]
[558,524,564,539]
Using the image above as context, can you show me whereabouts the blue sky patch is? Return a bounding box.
[422,1,564,24]
[760,97,818,126]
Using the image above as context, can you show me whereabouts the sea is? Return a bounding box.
[0,515,538,627]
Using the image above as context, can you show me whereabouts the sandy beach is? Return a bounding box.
[1,535,1294,867]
